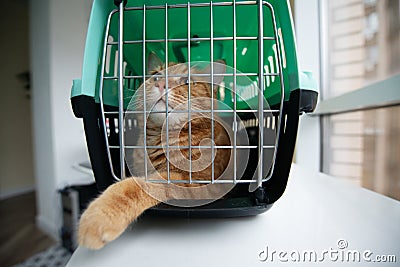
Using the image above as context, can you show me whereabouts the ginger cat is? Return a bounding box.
[78,54,232,249]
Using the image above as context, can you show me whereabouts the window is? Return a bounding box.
[320,0,400,199]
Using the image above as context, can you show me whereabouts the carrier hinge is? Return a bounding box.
[254,187,269,205]
[114,0,127,7]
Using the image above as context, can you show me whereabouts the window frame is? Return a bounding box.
[294,0,400,174]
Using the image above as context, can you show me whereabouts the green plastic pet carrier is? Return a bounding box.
[71,0,318,217]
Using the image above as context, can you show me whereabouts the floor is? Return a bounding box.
[0,192,55,267]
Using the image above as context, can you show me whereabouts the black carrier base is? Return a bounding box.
[71,89,317,217]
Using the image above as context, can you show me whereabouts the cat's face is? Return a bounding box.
[134,54,226,128]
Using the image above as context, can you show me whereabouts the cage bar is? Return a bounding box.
[263,2,285,181]
[123,1,261,11]
[142,5,148,181]
[104,72,281,80]
[99,10,119,181]
[143,179,269,184]
[165,4,171,183]
[111,145,276,149]
[104,109,281,114]
[233,0,237,184]
[257,0,264,187]
[117,2,126,180]
[210,1,215,183]
[107,36,275,45]
[187,2,192,184]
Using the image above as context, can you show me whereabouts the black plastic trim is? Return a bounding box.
[262,89,301,204]
[299,89,318,114]
[72,88,313,217]
[71,96,113,192]
[147,198,273,218]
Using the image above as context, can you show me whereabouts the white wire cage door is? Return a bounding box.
[99,1,286,202]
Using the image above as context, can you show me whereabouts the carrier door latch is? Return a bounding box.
[299,89,318,114]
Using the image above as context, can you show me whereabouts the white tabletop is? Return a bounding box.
[67,164,400,266]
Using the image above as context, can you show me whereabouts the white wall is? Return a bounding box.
[0,0,35,199]
[294,0,321,172]
[30,0,93,240]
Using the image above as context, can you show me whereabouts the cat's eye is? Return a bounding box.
[180,77,191,85]
[153,73,162,82]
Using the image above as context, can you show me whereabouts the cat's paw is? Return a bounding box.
[78,199,128,250]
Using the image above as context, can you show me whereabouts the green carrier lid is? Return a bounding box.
[72,0,317,110]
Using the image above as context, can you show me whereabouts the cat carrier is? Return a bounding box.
[71,0,318,217]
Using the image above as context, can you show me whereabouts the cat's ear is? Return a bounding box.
[147,52,164,73]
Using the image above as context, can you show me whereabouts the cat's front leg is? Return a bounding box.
[78,178,160,249]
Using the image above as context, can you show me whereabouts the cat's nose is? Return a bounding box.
[155,80,166,93]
